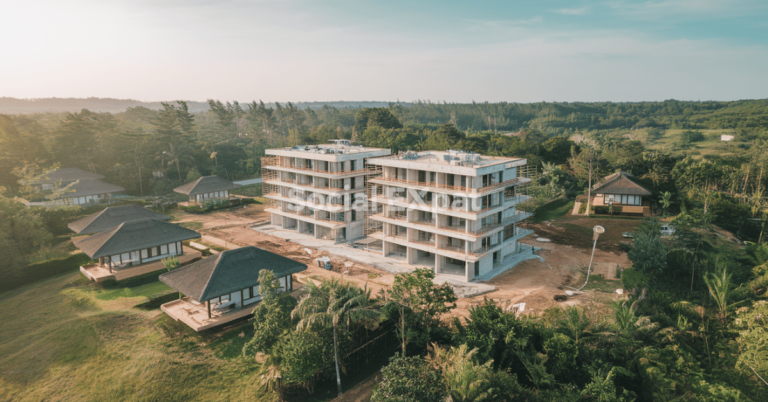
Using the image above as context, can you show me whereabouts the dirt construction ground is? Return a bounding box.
[174,204,632,321]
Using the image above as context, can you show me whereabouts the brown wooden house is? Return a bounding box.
[589,172,653,216]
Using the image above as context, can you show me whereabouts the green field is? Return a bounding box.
[644,128,740,158]
[0,273,265,401]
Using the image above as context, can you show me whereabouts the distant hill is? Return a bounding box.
[0,97,407,114]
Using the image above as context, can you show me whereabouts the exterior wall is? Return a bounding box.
[104,241,184,268]
[65,193,109,206]
[208,275,293,309]
[193,190,229,203]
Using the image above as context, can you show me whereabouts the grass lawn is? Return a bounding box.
[0,272,380,402]
[582,274,623,293]
[178,221,204,230]
[0,273,264,401]
[92,280,173,301]
[532,198,575,223]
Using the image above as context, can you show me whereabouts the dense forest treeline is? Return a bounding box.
[2,98,768,270]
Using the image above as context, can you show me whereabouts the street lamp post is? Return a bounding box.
[575,225,605,291]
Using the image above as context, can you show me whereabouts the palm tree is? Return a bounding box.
[559,306,591,345]
[292,278,381,397]
[159,142,193,180]
[427,344,495,402]
[703,268,746,327]
[659,191,674,217]
[612,301,658,337]
[255,355,285,401]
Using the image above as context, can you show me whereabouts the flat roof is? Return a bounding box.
[370,150,524,168]
[267,141,389,156]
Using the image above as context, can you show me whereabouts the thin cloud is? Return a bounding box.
[553,7,588,15]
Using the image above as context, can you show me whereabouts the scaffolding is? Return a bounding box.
[261,156,279,168]
[518,163,539,195]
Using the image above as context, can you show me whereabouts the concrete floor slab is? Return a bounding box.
[253,225,496,296]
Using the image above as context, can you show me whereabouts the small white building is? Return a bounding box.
[721,134,735,142]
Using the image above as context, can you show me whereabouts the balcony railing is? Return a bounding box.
[371,176,530,194]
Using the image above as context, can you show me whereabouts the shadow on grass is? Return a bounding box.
[532,198,575,223]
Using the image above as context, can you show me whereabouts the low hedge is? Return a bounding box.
[1,253,91,292]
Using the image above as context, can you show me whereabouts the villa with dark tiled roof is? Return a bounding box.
[68,204,171,235]
[20,167,105,190]
[173,175,240,205]
[159,246,307,331]
[74,218,202,281]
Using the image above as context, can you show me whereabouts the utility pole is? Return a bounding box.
[585,156,593,215]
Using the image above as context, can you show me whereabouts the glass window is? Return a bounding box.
[252,285,259,297]
[161,245,168,254]
[244,288,251,299]
[141,249,148,259]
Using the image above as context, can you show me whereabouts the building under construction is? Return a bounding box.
[261,140,391,243]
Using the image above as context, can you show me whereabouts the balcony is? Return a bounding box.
[369,176,532,195]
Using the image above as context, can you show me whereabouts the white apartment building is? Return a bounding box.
[261,140,391,243]
[366,150,534,282]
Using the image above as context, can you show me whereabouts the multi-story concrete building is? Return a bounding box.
[366,150,534,282]
[261,140,391,243]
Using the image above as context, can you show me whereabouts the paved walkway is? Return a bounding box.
[252,225,496,296]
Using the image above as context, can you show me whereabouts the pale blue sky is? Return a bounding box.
[2,0,766,102]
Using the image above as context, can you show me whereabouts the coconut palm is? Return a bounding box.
[659,191,674,217]
[559,306,592,345]
[612,301,658,336]
[427,344,496,402]
[292,278,381,397]
[255,355,285,401]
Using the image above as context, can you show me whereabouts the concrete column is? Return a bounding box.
[435,255,445,274]
[407,247,417,264]
[465,261,475,282]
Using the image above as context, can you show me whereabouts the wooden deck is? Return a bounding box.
[161,296,256,332]
[79,250,203,282]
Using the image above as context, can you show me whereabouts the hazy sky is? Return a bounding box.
[2,0,767,103]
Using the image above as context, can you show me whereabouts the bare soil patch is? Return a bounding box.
[520,217,643,254]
